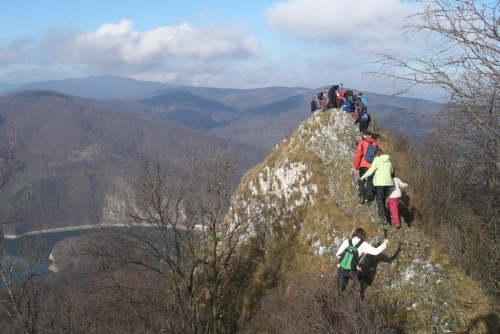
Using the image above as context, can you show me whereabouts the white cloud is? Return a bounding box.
[41,20,262,68]
[0,37,33,65]
[0,3,438,100]
[0,20,265,86]
[260,0,440,98]
[264,0,419,52]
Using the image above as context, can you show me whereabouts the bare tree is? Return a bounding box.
[0,126,47,334]
[370,0,500,299]
[0,125,33,227]
[84,147,256,333]
[371,0,500,189]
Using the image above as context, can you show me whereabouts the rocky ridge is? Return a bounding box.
[230,109,493,332]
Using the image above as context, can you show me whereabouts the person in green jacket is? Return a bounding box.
[360,149,394,222]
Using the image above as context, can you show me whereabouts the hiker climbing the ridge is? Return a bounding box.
[336,227,389,298]
[311,97,318,112]
[360,148,395,223]
[353,131,379,205]
[336,83,345,109]
[354,107,371,136]
[388,172,408,229]
[350,93,359,118]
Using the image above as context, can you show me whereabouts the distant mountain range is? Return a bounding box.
[1,75,441,148]
[0,75,172,100]
[0,76,441,233]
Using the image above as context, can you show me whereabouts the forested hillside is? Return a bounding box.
[0,90,268,234]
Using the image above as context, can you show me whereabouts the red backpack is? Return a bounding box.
[337,89,345,99]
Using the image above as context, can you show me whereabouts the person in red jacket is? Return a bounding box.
[353,131,379,204]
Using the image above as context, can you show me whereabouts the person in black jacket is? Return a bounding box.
[328,85,339,109]
[311,97,318,112]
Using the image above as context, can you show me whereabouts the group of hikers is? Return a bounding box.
[310,83,409,297]
[346,130,409,296]
[311,83,367,112]
[354,130,408,228]
[312,84,370,136]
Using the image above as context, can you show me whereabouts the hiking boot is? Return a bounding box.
[395,225,402,229]
[359,196,365,204]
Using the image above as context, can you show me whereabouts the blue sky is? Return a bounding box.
[0,0,431,97]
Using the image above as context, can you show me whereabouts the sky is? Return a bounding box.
[0,0,431,98]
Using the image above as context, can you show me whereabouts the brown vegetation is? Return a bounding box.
[371,0,500,305]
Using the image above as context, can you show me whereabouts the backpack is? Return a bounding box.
[339,239,364,271]
[358,100,366,111]
[360,96,367,105]
[337,89,345,99]
[311,100,317,112]
[360,111,369,122]
[364,140,377,163]
[317,91,324,100]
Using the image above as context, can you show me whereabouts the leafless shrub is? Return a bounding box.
[74,147,265,333]
[370,0,500,302]
[244,269,402,334]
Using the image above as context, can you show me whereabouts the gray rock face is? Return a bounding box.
[49,237,84,273]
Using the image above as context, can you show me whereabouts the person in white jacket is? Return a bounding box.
[388,174,408,228]
[336,227,389,298]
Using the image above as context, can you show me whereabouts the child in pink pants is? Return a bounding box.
[388,176,408,228]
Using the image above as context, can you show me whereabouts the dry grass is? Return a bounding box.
[233,114,499,333]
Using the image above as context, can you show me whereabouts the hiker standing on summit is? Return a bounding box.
[311,97,318,112]
[328,84,338,109]
[317,89,327,111]
[353,131,379,205]
[336,227,389,298]
[322,87,329,110]
[360,148,395,222]
[336,83,345,109]
[344,90,356,115]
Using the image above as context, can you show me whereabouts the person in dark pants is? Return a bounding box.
[336,227,389,298]
[328,85,338,109]
[311,97,318,112]
[353,131,379,204]
[354,109,371,136]
[360,149,395,222]
[336,83,345,109]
